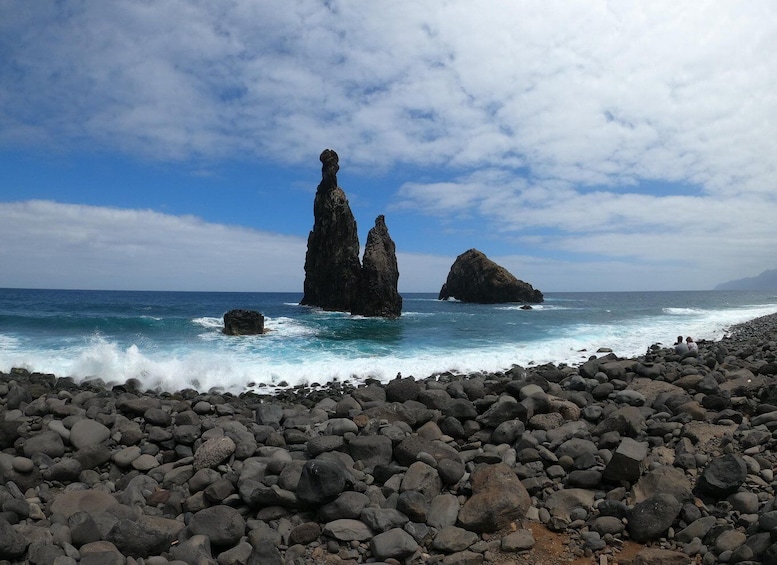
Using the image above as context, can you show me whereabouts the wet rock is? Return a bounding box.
[223,309,265,335]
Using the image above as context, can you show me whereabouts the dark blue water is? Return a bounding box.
[1,288,775,393]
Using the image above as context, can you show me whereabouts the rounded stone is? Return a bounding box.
[189,505,246,547]
[12,456,34,473]
[69,419,111,450]
[193,436,236,471]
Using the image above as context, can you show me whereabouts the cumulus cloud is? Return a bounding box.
[0,200,450,292]
[0,201,307,291]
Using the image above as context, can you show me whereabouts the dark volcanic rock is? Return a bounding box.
[296,459,348,505]
[439,248,543,304]
[223,309,265,335]
[696,453,748,498]
[627,494,681,543]
[457,463,531,533]
[351,215,402,318]
[300,149,362,312]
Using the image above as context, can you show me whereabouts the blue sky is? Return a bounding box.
[2,1,776,292]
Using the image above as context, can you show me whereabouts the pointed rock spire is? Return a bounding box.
[352,215,402,318]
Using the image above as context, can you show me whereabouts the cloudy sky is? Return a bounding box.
[1,1,775,292]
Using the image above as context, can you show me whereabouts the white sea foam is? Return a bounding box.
[0,334,19,350]
[192,317,223,329]
[663,307,705,315]
[3,295,776,395]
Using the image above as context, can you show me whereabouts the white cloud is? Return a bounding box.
[3,1,774,187]
[0,200,454,292]
[0,201,307,291]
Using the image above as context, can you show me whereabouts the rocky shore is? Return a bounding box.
[2,313,777,565]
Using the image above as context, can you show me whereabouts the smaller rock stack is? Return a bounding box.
[351,215,402,319]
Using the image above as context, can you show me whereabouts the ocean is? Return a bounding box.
[1,288,776,395]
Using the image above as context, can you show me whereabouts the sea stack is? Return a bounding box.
[439,248,543,304]
[301,150,402,317]
[352,215,402,318]
[300,149,362,311]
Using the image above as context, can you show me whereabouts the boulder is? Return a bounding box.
[627,494,681,543]
[300,149,362,311]
[223,309,265,336]
[696,453,748,498]
[438,249,543,304]
[296,459,348,505]
[351,215,402,318]
[457,463,530,532]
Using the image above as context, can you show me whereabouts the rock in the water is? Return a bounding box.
[301,151,402,318]
[223,309,265,335]
[301,149,362,312]
[296,459,347,505]
[439,249,543,304]
[351,215,402,318]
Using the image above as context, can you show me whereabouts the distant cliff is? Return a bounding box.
[715,269,777,290]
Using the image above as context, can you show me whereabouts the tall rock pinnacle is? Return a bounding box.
[300,149,361,311]
[352,215,402,318]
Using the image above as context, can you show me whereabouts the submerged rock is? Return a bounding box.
[439,248,543,304]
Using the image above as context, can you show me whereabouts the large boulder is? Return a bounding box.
[300,149,362,312]
[223,309,265,335]
[439,249,543,304]
[351,215,402,318]
[457,463,531,532]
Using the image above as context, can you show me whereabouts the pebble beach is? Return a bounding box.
[2,313,777,565]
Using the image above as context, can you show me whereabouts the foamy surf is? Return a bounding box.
[2,289,777,394]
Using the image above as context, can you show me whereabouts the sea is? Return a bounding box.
[1,288,776,395]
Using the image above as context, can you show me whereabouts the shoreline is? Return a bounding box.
[1,312,777,563]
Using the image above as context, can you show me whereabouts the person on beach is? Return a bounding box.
[674,335,688,354]
[686,336,698,354]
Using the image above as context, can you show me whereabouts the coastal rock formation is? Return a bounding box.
[351,215,402,318]
[301,150,401,318]
[4,314,777,563]
[300,149,361,312]
[223,309,265,335]
[439,248,543,304]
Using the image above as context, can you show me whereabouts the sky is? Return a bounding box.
[1,1,776,293]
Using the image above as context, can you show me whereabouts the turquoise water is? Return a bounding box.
[1,288,776,394]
